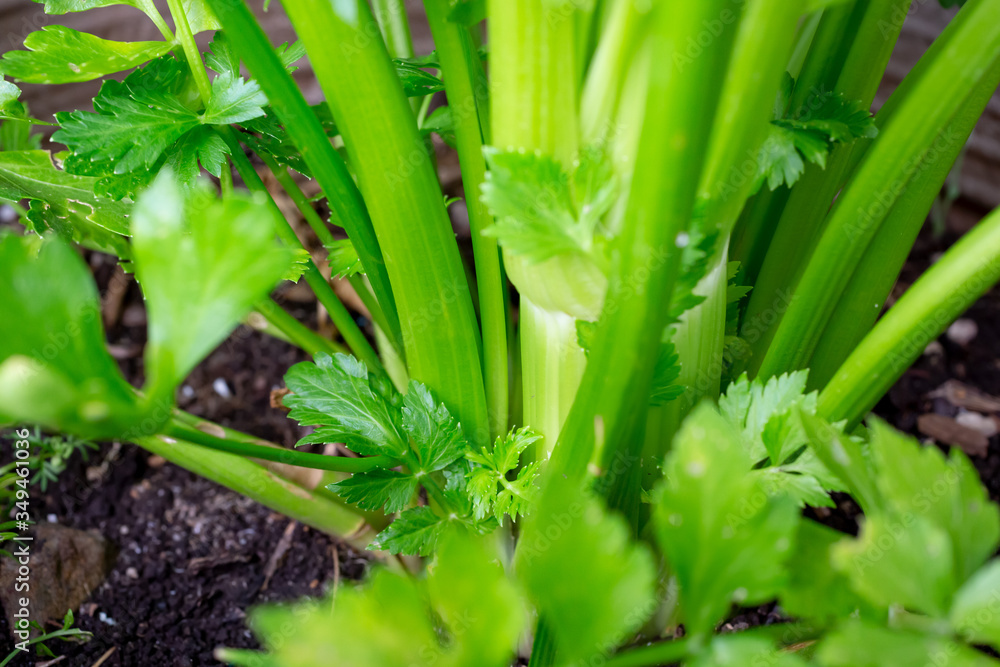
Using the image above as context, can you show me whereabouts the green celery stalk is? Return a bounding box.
[372,0,415,59]
[550,0,743,507]
[221,129,386,376]
[807,55,1000,387]
[203,0,404,355]
[757,0,1000,379]
[818,206,1000,428]
[424,0,509,440]
[135,435,369,544]
[489,0,583,449]
[281,0,489,446]
[645,0,805,469]
[741,0,910,370]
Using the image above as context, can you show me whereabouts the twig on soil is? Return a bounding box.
[261,520,298,592]
[90,647,116,667]
[330,544,340,605]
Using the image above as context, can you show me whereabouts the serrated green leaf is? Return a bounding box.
[132,172,296,396]
[327,469,417,513]
[0,150,131,255]
[163,126,229,180]
[654,403,799,638]
[0,26,172,84]
[426,531,524,667]
[246,569,438,666]
[54,57,201,174]
[206,31,241,77]
[284,352,406,457]
[818,622,997,667]
[780,519,875,623]
[757,84,877,191]
[869,419,1000,584]
[202,72,267,125]
[482,147,616,263]
[393,60,446,96]
[650,339,684,405]
[465,426,541,525]
[373,506,445,556]
[326,238,364,278]
[237,531,521,667]
[0,235,143,437]
[835,512,955,616]
[402,381,467,474]
[518,479,656,665]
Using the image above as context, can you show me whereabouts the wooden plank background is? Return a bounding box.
[1,0,997,212]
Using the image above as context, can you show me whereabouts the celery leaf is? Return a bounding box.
[402,380,467,474]
[0,26,172,84]
[327,469,417,513]
[284,352,407,457]
[868,419,1000,583]
[0,234,143,438]
[518,478,656,665]
[54,57,200,174]
[466,426,542,525]
[372,506,445,556]
[482,146,616,263]
[131,172,297,395]
[818,623,994,667]
[202,72,267,125]
[326,238,364,278]
[654,403,799,638]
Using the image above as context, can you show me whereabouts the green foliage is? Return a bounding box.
[718,372,845,507]
[286,352,533,554]
[0,234,142,437]
[654,403,800,639]
[0,26,172,84]
[223,531,524,667]
[757,75,878,190]
[132,172,297,398]
[53,55,246,189]
[481,146,616,263]
[518,478,656,666]
[326,238,364,278]
[0,150,130,255]
[466,426,542,525]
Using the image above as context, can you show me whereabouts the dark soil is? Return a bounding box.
[1,207,998,667]
[0,251,373,666]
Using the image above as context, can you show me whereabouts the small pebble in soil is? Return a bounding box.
[957,410,1000,438]
[213,377,233,398]
[924,340,945,357]
[947,318,979,346]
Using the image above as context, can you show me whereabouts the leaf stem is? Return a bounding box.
[135,433,370,543]
[163,420,399,473]
[254,149,400,352]
[371,0,415,59]
[221,127,385,375]
[204,0,403,353]
[164,0,213,102]
[281,0,489,447]
[818,205,1000,428]
[424,0,508,440]
[255,298,347,356]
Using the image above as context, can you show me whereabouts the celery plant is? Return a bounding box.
[3,0,1000,664]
